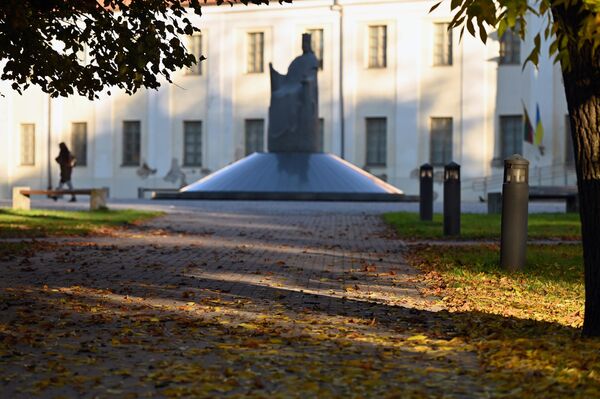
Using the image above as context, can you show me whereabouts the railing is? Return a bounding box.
[464,163,577,196]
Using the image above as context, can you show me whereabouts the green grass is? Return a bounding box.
[418,243,583,287]
[410,243,596,396]
[383,212,581,240]
[412,243,584,325]
[0,208,164,238]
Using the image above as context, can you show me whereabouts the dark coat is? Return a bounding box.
[56,144,75,183]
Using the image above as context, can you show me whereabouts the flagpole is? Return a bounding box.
[522,100,534,145]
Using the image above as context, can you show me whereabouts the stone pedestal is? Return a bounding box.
[90,189,108,211]
[12,187,31,211]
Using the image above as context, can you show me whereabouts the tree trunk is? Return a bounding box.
[552,6,600,336]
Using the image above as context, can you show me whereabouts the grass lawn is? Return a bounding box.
[383,212,581,240]
[407,243,600,396]
[410,243,584,325]
[0,208,163,238]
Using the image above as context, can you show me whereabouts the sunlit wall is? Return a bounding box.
[0,0,571,200]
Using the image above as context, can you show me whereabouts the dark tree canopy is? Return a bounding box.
[0,0,280,99]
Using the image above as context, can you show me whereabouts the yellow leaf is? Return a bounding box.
[406,334,428,342]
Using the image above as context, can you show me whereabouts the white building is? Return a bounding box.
[0,0,576,201]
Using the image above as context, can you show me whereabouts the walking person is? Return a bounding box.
[54,142,77,202]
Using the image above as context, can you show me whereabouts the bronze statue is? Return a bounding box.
[268,33,319,152]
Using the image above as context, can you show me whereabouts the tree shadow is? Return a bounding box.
[0,208,594,396]
[1,274,590,397]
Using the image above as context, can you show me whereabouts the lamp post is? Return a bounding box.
[443,162,460,236]
[47,94,53,191]
[332,0,344,159]
[419,163,433,221]
[500,154,529,272]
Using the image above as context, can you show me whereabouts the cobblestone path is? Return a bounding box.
[0,206,493,398]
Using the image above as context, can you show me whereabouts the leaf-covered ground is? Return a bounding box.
[0,284,484,398]
[0,209,493,398]
[1,207,596,397]
[407,242,600,397]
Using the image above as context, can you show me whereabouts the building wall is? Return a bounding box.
[0,0,571,200]
[0,80,14,199]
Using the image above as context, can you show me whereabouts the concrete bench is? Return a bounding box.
[12,186,108,211]
[488,185,578,214]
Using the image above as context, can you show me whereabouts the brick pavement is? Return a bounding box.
[0,206,493,397]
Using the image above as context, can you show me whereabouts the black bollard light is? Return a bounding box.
[500,154,529,272]
[419,163,434,221]
[443,162,460,236]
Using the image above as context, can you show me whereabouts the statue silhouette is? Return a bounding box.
[268,33,319,152]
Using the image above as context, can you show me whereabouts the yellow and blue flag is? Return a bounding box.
[534,103,544,146]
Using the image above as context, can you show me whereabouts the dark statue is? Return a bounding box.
[268,33,319,152]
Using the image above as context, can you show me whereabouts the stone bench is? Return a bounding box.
[488,185,578,214]
[12,187,109,211]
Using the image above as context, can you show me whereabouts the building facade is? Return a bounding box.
[0,0,576,200]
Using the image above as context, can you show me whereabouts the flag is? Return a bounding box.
[534,103,544,146]
[523,102,534,144]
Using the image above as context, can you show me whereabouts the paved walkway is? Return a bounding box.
[0,197,571,215]
[0,204,495,397]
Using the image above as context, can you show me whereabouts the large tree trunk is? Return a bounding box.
[552,6,600,336]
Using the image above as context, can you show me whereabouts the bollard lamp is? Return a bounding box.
[443,161,461,236]
[419,163,434,221]
[444,162,460,181]
[500,154,529,272]
[504,154,529,184]
[420,163,433,178]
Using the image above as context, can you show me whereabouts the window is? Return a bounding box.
[368,25,387,68]
[499,115,523,159]
[306,28,324,69]
[433,23,452,66]
[245,119,264,155]
[366,117,387,166]
[20,123,35,166]
[499,28,520,64]
[71,122,87,166]
[430,117,453,166]
[565,115,575,167]
[122,121,141,166]
[247,32,264,73]
[183,121,203,166]
[186,34,203,75]
[318,118,324,152]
